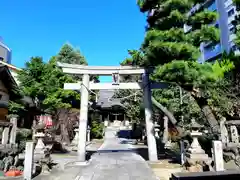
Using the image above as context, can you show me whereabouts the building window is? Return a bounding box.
[0,95,2,100]
[228,9,235,17]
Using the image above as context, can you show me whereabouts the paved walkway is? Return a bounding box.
[35,127,158,180]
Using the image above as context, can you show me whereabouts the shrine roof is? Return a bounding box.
[0,64,20,99]
[96,90,125,109]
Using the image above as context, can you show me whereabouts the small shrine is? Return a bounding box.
[95,90,128,127]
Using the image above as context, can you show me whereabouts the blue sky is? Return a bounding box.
[1,0,146,82]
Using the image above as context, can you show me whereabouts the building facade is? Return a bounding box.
[0,39,11,64]
[185,0,238,63]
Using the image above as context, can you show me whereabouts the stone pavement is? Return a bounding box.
[34,127,159,180]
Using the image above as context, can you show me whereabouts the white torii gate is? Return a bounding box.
[57,62,168,162]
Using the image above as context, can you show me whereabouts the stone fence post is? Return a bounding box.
[212,141,224,171]
[10,117,17,144]
[24,141,34,180]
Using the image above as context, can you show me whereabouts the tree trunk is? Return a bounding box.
[60,123,70,145]
[191,95,219,134]
[57,108,70,145]
[151,96,183,135]
[162,116,169,144]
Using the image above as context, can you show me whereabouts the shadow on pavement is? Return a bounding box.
[134,147,149,161]
[86,150,96,160]
[117,130,132,139]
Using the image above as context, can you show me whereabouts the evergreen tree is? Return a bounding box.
[56,43,87,65]
[17,56,80,144]
[132,0,234,133]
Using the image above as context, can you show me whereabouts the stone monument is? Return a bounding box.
[230,125,239,144]
[219,117,229,145]
[212,141,224,171]
[71,128,79,149]
[104,120,109,127]
[125,120,130,127]
[154,122,160,139]
[87,126,91,142]
[162,116,169,144]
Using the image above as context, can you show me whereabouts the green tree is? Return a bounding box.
[56,43,87,65]
[133,0,234,133]
[17,56,80,144]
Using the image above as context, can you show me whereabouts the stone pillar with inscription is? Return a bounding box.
[212,141,224,171]
[230,125,239,143]
[10,117,17,145]
[2,127,9,145]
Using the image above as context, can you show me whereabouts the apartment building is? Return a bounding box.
[185,0,238,63]
[0,39,11,64]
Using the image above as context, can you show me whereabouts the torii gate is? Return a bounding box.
[57,62,168,162]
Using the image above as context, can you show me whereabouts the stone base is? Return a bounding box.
[187,148,205,154]
[34,148,46,155]
[165,141,172,149]
[70,146,78,152]
[185,152,211,166]
[186,153,209,160]
[74,161,89,166]
[65,161,90,168]
[34,153,46,162]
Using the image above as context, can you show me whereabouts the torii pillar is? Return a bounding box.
[143,71,158,161]
[78,74,90,161]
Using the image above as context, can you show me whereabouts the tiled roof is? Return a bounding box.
[96,90,125,109]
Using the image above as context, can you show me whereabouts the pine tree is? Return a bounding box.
[133,0,234,133]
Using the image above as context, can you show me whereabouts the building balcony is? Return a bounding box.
[0,41,11,64]
[204,43,222,60]
[225,0,233,9]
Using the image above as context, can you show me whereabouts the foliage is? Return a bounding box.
[116,0,235,132]
[56,43,87,65]
[114,89,145,124]
[7,101,25,117]
[91,119,104,139]
[135,0,234,126]
[16,128,32,152]
[56,43,89,81]
[17,56,80,113]
[16,44,88,143]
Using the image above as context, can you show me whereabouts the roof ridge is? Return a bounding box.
[0,61,21,71]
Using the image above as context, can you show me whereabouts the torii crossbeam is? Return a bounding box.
[57,62,169,162]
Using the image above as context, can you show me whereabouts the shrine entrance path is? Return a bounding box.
[40,127,159,180]
[79,126,159,180]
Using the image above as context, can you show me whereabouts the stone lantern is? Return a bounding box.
[185,118,210,166]
[71,122,79,148]
[34,123,46,155]
[154,122,160,139]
